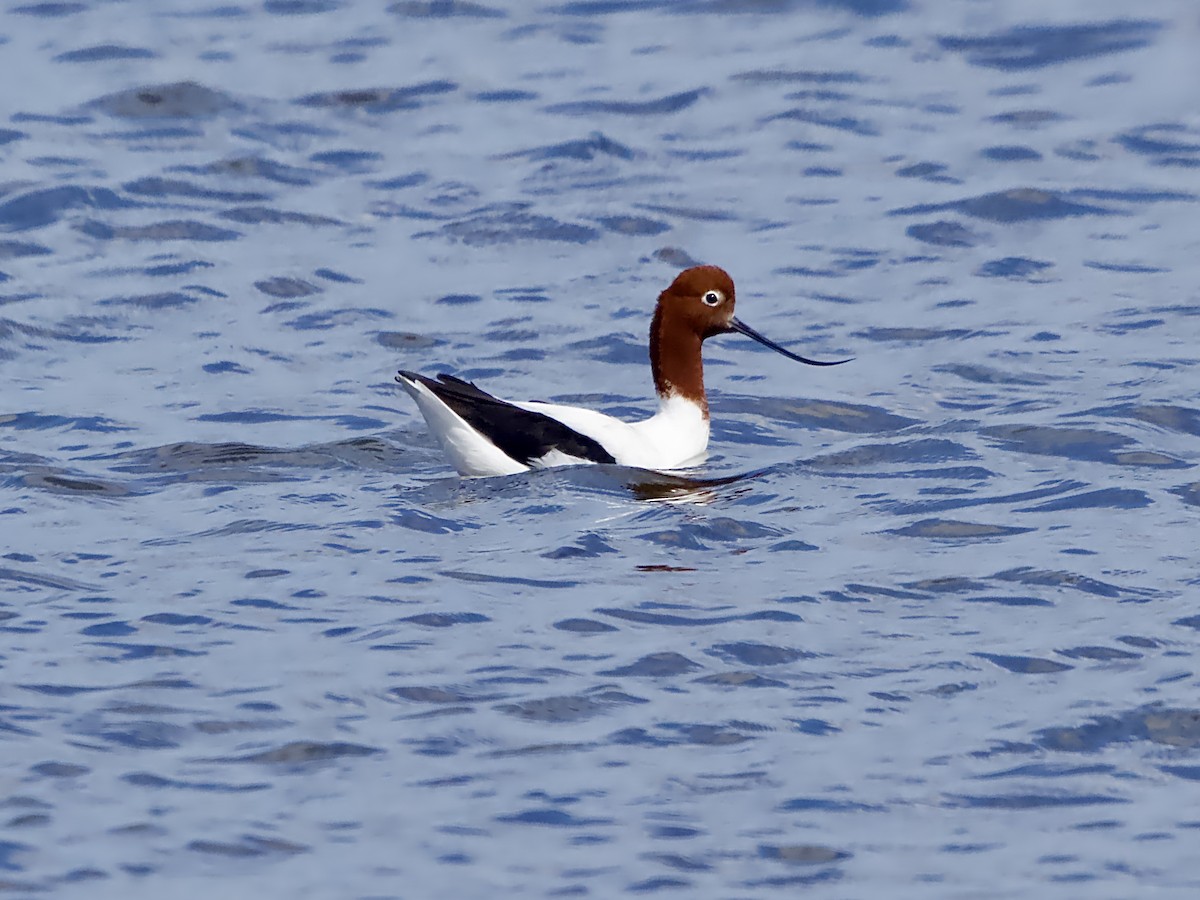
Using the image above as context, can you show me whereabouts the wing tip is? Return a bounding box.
[396,370,465,385]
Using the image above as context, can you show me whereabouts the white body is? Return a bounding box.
[398,376,709,477]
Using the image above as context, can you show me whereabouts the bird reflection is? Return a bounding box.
[618,468,760,504]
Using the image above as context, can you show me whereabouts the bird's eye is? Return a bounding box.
[702,290,723,306]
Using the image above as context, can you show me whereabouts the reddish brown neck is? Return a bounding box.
[649,304,708,416]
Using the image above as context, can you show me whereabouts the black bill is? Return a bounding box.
[728,317,851,367]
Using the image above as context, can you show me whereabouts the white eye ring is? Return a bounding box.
[702,290,724,306]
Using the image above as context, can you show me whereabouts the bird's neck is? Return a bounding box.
[649,305,708,417]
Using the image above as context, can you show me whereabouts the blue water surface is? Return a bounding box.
[1,1,1199,897]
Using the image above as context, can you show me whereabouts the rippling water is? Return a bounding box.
[2,1,1199,896]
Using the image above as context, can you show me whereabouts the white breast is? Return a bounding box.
[517,393,709,471]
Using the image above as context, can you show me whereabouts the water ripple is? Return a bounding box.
[2,1,1199,896]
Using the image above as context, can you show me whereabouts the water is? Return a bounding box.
[2,1,1199,896]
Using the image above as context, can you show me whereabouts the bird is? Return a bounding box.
[396,265,848,477]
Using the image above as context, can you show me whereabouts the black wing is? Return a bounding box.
[397,371,616,466]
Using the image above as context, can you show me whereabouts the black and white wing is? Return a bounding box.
[396,371,616,472]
